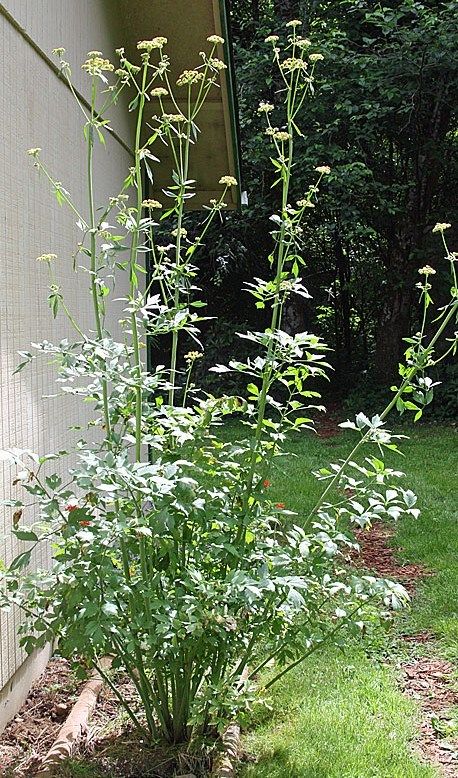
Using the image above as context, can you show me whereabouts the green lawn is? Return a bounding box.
[239,424,458,778]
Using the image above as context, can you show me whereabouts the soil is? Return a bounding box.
[354,521,458,776]
[353,521,431,592]
[315,402,342,439]
[0,664,213,777]
[402,659,458,777]
[0,658,81,776]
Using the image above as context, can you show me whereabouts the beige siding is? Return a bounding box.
[0,1,131,722]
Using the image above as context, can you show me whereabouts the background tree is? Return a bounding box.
[202,0,458,398]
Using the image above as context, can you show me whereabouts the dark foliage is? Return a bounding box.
[197,0,458,407]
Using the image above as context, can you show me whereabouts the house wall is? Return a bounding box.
[0,1,132,732]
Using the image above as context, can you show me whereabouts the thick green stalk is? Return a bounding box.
[168,89,192,407]
[92,658,150,738]
[87,83,112,442]
[129,62,149,461]
[239,131,294,533]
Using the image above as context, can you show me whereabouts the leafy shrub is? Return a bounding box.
[1,25,457,748]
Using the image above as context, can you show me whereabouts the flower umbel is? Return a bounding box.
[82,53,114,75]
[142,199,162,210]
[207,35,225,45]
[176,70,204,87]
[258,102,274,113]
[184,351,203,363]
[219,176,238,187]
[432,222,451,233]
[137,38,167,51]
[36,253,58,263]
[151,87,168,98]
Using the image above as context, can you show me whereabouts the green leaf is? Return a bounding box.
[14,529,38,542]
[9,550,32,571]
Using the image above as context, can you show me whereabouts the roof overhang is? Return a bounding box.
[119,0,241,209]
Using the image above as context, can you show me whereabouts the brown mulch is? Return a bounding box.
[316,402,342,439]
[0,658,81,776]
[353,521,431,592]
[0,662,213,777]
[354,521,458,776]
[402,659,458,776]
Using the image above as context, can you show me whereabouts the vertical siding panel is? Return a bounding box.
[0,1,131,717]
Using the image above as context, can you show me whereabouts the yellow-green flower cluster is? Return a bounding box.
[286,19,302,27]
[258,102,274,113]
[208,57,227,71]
[176,69,204,87]
[27,148,41,157]
[82,52,114,75]
[172,228,188,238]
[309,53,324,62]
[207,35,225,45]
[296,38,311,48]
[219,175,238,187]
[36,253,57,263]
[137,38,167,51]
[272,131,291,142]
[418,265,436,276]
[184,351,203,363]
[432,222,451,233]
[281,57,307,72]
[209,198,228,210]
[265,35,280,44]
[162,113,185,125]
[315,165,331,174]
[142,199,162,210]
[151,87,168,97]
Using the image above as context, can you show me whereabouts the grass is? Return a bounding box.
[239,423,457,777]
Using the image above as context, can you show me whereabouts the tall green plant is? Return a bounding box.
[1,23,457,747]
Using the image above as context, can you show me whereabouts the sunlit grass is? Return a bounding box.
[239,423,457,777]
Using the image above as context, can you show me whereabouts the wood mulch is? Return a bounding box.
[315,402,342,439]
[0,662,212,777]
[353,521,432,592]
[402,659,458,776]
[0,658,81,776]
[354,521,458,776]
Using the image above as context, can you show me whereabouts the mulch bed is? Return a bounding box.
[353,521,431,592]
[354,521,458,776]
[315,402,342,439]
[0,662,213,777]
[0,658,81,776]
[402,659,458,777]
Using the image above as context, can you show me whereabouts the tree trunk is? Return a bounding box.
[374,280,413,382]
[333,225,352,363]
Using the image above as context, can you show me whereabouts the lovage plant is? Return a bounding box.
[1,22,457,747]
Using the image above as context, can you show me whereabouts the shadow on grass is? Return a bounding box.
[242,745,328,778]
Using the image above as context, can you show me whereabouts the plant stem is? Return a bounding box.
[87,80,112,443]
[129,62,149,461]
